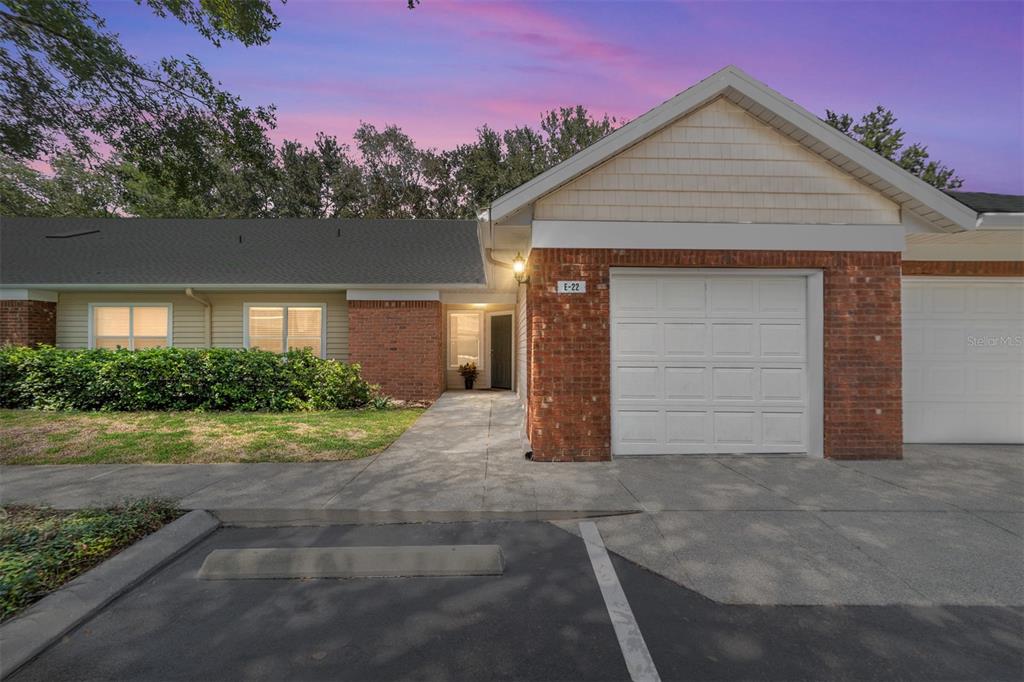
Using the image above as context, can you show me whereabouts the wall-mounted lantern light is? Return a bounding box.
[512,252,530,285]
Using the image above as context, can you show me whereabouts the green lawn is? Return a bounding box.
[0,500,181,621]
[0,409,423,464]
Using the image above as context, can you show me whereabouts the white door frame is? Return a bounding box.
[609,267,824,458]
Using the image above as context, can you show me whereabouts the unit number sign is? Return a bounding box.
[557,280,587,294]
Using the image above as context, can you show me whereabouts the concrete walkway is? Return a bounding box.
[2,391,1022,606]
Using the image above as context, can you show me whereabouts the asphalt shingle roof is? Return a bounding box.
[946,191,1024,214]
[0,217,485,286]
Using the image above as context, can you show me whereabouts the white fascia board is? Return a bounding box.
[488,65,977,231]
[0,283,487,291]
[533,220,904,252]
[0,288,59,302]
[977,213,1024,229]
[346,290,440,301]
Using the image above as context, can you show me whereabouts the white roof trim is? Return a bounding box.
[488,65,977,232]
[977,213,1024,230]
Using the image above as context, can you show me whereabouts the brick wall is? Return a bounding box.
[0,300,57,346]
[348,300,444,403]
[525,249,903,461]
[902,261,1024,276]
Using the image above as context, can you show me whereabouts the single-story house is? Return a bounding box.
[2,66,1022,461]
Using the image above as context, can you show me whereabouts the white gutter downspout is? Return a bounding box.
[184,288,212,346]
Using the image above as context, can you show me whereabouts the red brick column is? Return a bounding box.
[347,300,444,403]
[0,300,57,346]
[525,249,904,461]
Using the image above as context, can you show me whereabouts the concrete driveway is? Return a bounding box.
[2,392,1021,606]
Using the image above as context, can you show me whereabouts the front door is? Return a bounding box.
[490,314,513,390]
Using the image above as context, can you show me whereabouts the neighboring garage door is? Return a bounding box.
[903,278,1024,443]
[610,270,813,455]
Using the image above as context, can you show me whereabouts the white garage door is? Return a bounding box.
[611,271,811,455]
[903,278,1024,443]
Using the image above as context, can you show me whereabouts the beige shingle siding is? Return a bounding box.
[535,97,900,225]
[56,291,349,360]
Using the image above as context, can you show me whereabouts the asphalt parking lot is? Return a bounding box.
[12,521,1024,682]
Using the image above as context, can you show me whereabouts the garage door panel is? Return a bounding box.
[712,367,757,401]
[612,272,810,455]
[932,286,967,313]
[615,321,660,357]
[763,412,804,445]
[760,323,806,358]
[664,322,707,356]
[707,279,757,317]
[903,278,1024,443]
[711,323,756,357]
[975,286,1013,315]
[660,279,706,316]
[617,410,662,444]
[903,286,924,314]
[758,279,806,316]
[616,366,662,400]
[924,365,965,399]
[762,368,805,401]
[903,324,924,355]
[612,278,659,316]
[713,411,757,444]
[929,327,966,355]
[973,366,1012,398]
[665,366,707,400]
[666,411,708,444]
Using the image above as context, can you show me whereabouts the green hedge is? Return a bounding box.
[0,346,378,411]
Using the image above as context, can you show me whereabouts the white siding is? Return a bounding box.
[516,288,528,406]
[56,291,349,360]
[535,97,900,225]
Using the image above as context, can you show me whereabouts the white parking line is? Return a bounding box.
[579,521,661,682]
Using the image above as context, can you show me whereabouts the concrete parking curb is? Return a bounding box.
[0,509,220,679]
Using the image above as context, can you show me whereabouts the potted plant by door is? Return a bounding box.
[459,362,479,390]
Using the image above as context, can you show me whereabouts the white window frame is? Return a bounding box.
[88,303,173,350]
[448,310,484,370]
[242,302,328,359]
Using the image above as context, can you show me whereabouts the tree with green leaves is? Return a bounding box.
[0,151,118,216]
[825,106,964,190]
[0,0,280,165]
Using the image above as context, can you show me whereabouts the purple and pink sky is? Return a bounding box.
[102,0,1023,193]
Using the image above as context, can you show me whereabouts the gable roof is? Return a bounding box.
[946,191,1024,214]
[487,66,977,232]
[0,217,485,287]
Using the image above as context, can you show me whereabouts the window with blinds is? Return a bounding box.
[245,304,325,358]
[91,305,171,350]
